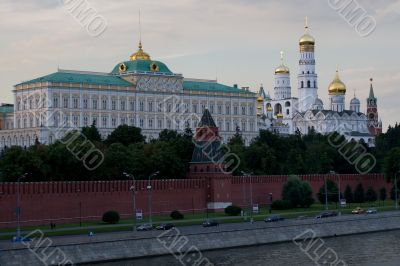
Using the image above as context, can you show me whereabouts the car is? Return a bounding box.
[156,223,175,230]
[136,223,154,231]
[202,219,219,227]
[352,207,365,214]
[366,208,378,214]
[315,211,338,219]
[264,215,285,222]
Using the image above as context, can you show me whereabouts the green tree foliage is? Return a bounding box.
[384,147,400,183]
[344,185,353,203]
[224,205,242,216]
[318,179,339,203]
[170,210,184,220]
[102,210,120,224]
[105,125,145,146]
[365,187,378,202]
[2,123,400,182]
[354,183,365,203]
[282,176,315,208]
[379,187,387,201]
[81,123,102,142]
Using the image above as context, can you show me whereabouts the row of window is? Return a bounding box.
[17,97,255,116]
[15,115,256,132]
[300,80,317,88]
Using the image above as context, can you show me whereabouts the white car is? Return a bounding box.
[366,208,377,214]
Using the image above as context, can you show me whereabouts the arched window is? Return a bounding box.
[307,80,311,88]
[301,81,304,88]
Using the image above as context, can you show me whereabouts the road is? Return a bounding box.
[1,210,399,251]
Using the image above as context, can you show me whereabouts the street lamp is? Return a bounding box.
[241,171,253,222]
[16,173,28,241]
[147,171,159,226]
[395,171,400,210]
[330,171,341,216]
[269,193,273,214]
[123,172,137,232]
[324,173,328,210]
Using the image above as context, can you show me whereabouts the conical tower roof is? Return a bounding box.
[198,108,216,127]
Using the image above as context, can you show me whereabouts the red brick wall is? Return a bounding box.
[0,179,206,228]
[0,174,390,228]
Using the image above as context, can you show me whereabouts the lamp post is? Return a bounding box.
[330,171,340,215]
[241,171,253,222]
[269,193,273,214]
[123,172,137,231]
[147,171,159,226]
[395,171,400,210]
[16,173,28,241]
[324,173,328,210]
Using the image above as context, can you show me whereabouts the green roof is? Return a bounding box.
[0,105,13,113]
[18,71,133,87]
[111,60,173,75]
[183,80,255,94]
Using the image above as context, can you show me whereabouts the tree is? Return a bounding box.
[365,187,377,202]
[354,183,365,203]
[318,179,338,203]
[379,187,387,202]
[81,123,102,142]
[282,176,314,208]
[344,185,353,203]
[384,147,400,182]
[228,126,244,146]
[105,125,145,146]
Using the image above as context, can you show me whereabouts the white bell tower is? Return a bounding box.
[298,17,318,112]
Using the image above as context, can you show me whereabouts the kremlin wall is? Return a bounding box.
[0,173,390,228]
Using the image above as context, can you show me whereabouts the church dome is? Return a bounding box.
[350,97,360,105]
[275,64,290,74]
[130,42,151,61]
[328,70,346,95]
[314,97,323,106]
[275,51,290,74]
[276,112,284,119]
[257,95,264,103]
[266,105,273,112]
[299,33,315,45]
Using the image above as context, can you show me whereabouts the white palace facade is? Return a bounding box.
[0,42,258,149]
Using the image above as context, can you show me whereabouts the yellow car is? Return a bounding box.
[352,207,365,214]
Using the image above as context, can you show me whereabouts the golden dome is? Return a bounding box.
[257,95,264,102]
[328,70,346,95]
[130,42,151,61]
[299,33,315,45]
[299,17,315,45]
[277,112,284,119]
[275,65,290,74]
[275,51,290,74]
[267,106,273,112]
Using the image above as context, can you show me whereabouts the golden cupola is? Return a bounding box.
[328,70,347,95]
[275,51,290,74]
[130,41,151,61]
[299,17,315,52]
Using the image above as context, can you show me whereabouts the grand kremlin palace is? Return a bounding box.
[0,42,258,148]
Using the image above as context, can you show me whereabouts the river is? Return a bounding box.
[92,230,400,266]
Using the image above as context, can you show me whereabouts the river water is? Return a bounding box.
[93,230,400,266]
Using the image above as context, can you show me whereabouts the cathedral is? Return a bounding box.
[257,20,382,146]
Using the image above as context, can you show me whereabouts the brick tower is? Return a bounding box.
[367,78,382,135]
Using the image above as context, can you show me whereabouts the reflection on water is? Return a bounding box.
[93,230,400,266]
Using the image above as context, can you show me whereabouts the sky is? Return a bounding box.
[0,0,399,130]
